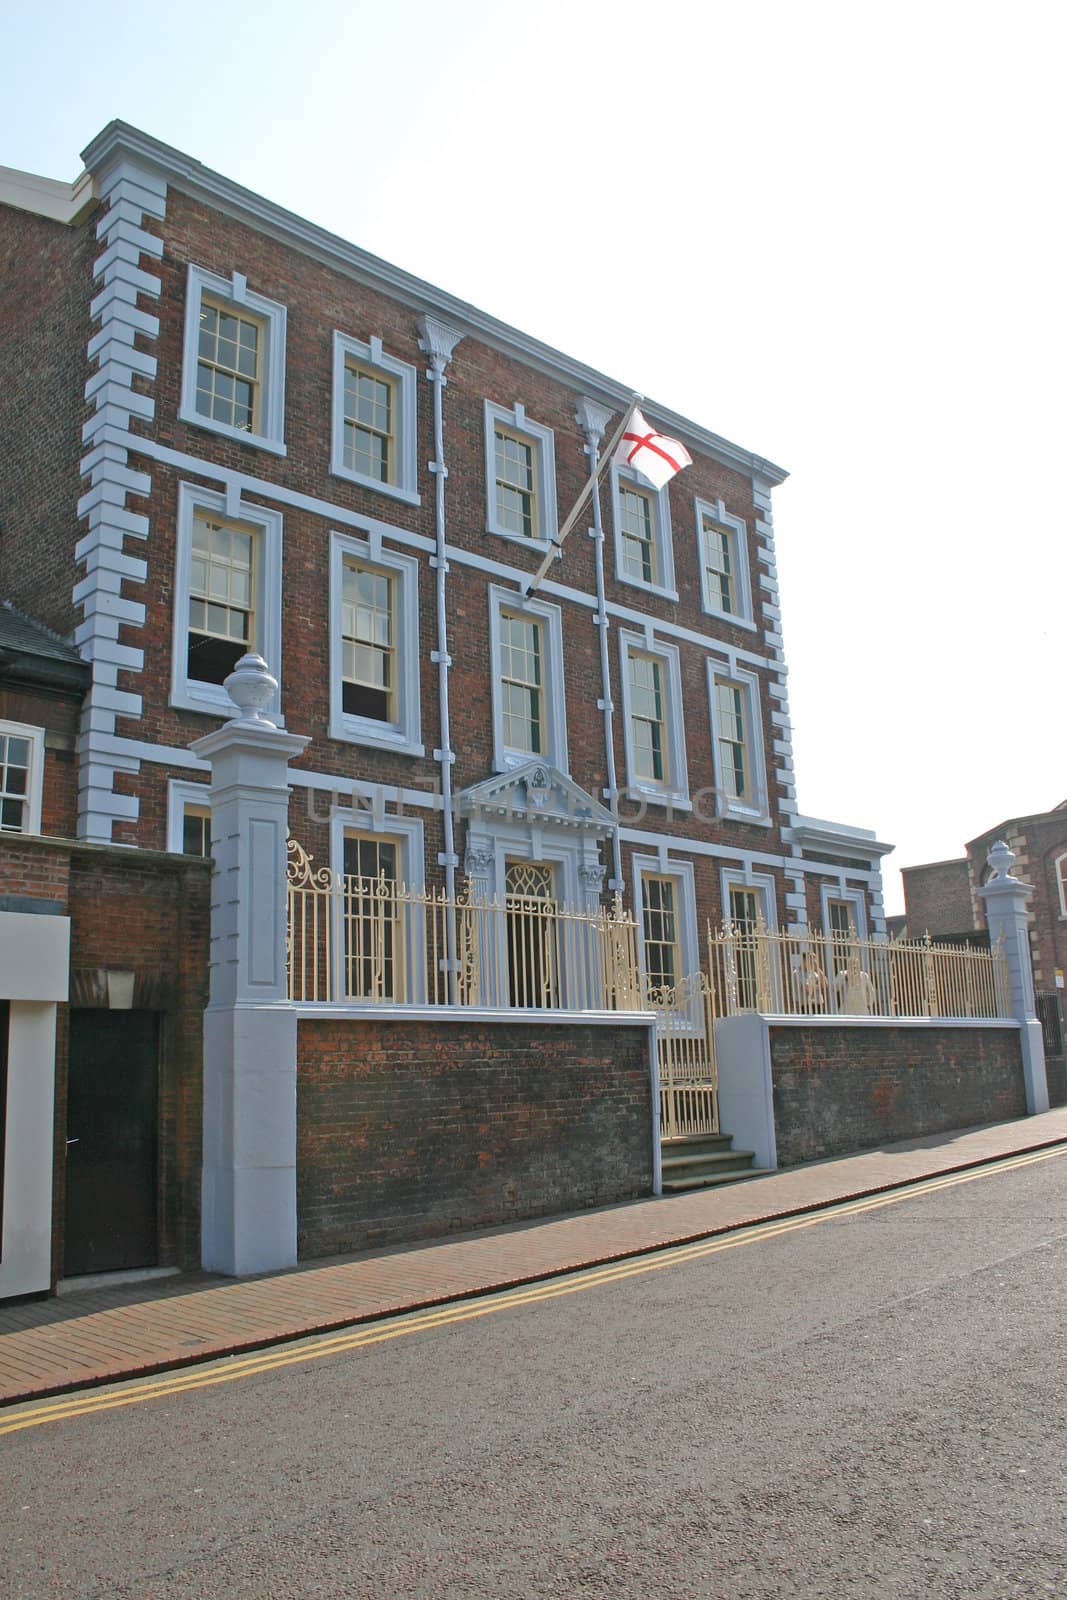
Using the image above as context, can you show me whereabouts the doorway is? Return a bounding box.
[64,1010,159,1277]
[505,860,559,1008]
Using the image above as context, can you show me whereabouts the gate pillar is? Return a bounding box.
[977,840,1049,1115]
[190,654,309,1276]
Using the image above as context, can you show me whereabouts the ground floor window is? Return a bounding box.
[342,833,402,1002]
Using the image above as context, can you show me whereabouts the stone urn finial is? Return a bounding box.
[986,839,1016,883]
[224,653,279,727]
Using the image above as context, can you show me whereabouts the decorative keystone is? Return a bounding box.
[224,652,279,727]
[986,839,1017,883]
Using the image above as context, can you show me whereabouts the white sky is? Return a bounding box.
[3,0,1063,912]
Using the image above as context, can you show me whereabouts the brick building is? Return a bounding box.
[901,803,1067,1102]
[0,123,895,1292]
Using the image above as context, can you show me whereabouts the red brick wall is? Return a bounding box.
[0,832,210,1280]
[82,186,799,926]
[0,203,96,638]
[901,859,974,938]
[0,681,82,839]
[296,1016,654,1257]
[768,1023,1025,1165]
[64,847,210,1271]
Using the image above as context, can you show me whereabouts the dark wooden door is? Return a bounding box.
[64,1011,159,1277]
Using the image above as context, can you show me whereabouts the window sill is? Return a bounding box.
[719,805,773,828]
[486,526,556,555]
[493,747,569,777]
[701,604,756,631]
[329,717,424,759]
[616,574,680,604]
[178,407,287,457]
[329,465,421,507]
[173,681,284,723]
[628,784,692,812]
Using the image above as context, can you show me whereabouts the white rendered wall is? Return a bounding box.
[0,1002,60,1298]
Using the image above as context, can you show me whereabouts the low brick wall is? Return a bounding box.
[769,1023,1025,1166]
[296,1016,654,1258]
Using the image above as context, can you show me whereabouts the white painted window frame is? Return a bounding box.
[618,630,690,812]
[720,867,779,932]
[329,808,427,1005]
[179,264,287,456]
[820,884,869,943]
[631,853,700,1030]
[328,530,424,758]
[166,777,212,855]
[696,497,754,628]
[488,584,568,774]
[171,482,284,720]
[330,331,420,507]
[1055,852,1067,918]
[0,719,45,836]
[707,660,769,825]
[483,400,558,549]
[610,461,677,601]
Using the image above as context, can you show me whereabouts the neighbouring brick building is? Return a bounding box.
[1,122,901,1293]
[901,802,1067,1104]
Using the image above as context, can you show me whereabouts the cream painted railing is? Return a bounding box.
[286,840,642,1011]
[705,920,1011,1021]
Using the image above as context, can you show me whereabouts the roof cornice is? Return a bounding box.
[80,122,788,488]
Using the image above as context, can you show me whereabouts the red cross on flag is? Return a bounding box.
[613,406,693,491]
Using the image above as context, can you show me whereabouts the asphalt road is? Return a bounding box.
[3,1149,1066,1599]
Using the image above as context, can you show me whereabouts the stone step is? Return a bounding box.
[661,1166,776,1193]
[661,1133,734,1156]
[661,1148,757,1177]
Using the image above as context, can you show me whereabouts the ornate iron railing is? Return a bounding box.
[705,919,1012,1021]
[287,839,642,1011]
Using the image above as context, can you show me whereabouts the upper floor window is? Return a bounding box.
[180,266,287,455]
[196,300,262,434]
[1056,852,1067,918]
[619,483,657,584]
[708,663,768,822]
[629,652,668,784]
[329,532,423,757]
[619,632,689,809]
[187,513,256,687]
[610,463,676,600]
[172,483,283,719]
[500,611,544,755]
[697,499,753,626]
[488,586,568,772]
[484,401,558,547]
[330,333,419,505]
[0,721,44,835]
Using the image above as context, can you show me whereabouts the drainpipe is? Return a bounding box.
[576,399,624,894]
[418,316,464,1003]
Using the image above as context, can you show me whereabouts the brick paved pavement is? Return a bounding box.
[2,1108,1066,1408]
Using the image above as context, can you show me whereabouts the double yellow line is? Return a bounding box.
[3,1145,1063,1438]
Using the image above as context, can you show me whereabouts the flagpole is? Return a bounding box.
[523,395,640,598]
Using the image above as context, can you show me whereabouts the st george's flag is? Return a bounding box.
[613,406,693,491]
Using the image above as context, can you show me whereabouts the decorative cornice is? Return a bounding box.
[78,122,788,487]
